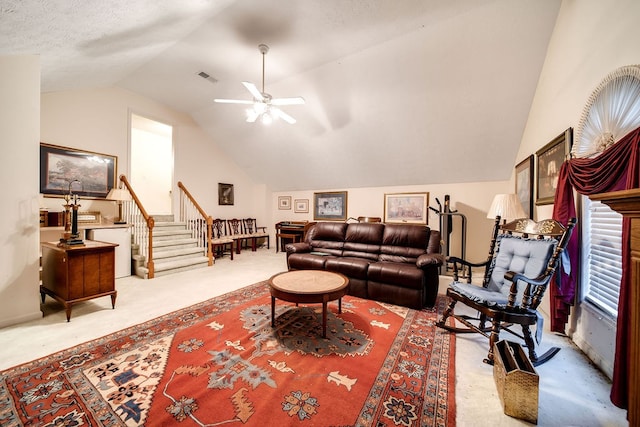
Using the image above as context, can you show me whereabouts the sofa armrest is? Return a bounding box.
[285,242,311,255]
[416,253,445,268]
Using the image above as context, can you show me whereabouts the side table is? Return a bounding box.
[40,240,118,321]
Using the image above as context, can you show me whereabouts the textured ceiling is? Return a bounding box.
[0,0,561,191]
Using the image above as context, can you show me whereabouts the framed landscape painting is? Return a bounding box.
[515,155,534,219]
[314,191,347,221]
[40,143,116,198]
[384,192,429,224]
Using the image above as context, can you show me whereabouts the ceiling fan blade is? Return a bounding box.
[271,97,305,106]
[242,81,264,100]
[214,98,254,105]
[271,107,297,124]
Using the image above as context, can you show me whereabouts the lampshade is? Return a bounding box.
[106,188,131,202]
[487,193,526,221]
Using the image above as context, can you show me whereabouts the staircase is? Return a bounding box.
[132,215,210,278]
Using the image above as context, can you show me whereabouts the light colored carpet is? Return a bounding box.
[0,250,627,426]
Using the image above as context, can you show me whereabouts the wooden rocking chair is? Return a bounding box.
[436,216,576,366]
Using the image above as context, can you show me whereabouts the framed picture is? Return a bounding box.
[40,143,117,198]
[77,211,102,225]
[535,128,572,205]
[384,192,429,224]
[278,196,292,210]
[218,183,234,205]
[515,155,534,219]
[294,199,309,213]
[314,191,348,221]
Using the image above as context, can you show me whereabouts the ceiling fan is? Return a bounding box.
[214,44,305,124]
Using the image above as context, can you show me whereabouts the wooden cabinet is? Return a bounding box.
[40,240,118,321]
[590,189,640,426]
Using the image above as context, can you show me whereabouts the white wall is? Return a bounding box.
[0,56,42,327]
[40,87,269,222]
[517,0,640,379]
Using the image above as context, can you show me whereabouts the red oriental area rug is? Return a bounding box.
[0,282,455,426]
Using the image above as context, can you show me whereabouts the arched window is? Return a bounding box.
[573,65,640,317]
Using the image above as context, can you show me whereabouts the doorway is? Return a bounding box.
[129,113,173,215]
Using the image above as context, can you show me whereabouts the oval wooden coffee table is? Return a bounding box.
[269,270,349,338]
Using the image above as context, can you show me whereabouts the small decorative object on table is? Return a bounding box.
[59,180,84,247]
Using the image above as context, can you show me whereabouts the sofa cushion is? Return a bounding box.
[325,256,370,280]
[343,223,383,260]
[307,222,348,256]
[379,224,430,262]
[367,261,424,290]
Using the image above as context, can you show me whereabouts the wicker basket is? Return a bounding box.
[493,340,539,424]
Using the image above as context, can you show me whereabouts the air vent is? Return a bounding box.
[197,71,218,84]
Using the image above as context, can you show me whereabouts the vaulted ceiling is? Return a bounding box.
[1,0,561,191]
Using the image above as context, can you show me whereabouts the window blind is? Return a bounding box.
[582,197,623,318]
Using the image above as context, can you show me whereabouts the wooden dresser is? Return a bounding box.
[40,240,118,321]
[590,189,640,425]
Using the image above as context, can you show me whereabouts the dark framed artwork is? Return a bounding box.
[218,183,234,205]
[313,191,348,221]
[515,155,534,219]
[278,196,292,210]
[383,192,429,224]
[535,128,572,205]
[294,199,309,213]
[40,143,117,198]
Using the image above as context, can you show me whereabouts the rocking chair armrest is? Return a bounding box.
[504,270,551,287]
[447,256,489,269]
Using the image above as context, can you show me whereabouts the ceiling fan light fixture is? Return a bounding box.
[253,102,267,114]
[261,113,273,125]
[245,109,258,122]
[214,44,303,124]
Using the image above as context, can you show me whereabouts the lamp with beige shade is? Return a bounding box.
[487,194,527,223]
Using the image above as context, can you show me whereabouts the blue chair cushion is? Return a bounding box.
[450,234,558,308]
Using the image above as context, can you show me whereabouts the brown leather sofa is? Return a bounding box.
[285,222,444,309]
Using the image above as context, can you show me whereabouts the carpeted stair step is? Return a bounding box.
[153,229,194,241]
[153,237,199,251]
[152,246,205,261]
[136,255,210,278]
[132,218,212,279]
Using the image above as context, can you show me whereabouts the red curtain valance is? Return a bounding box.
[552,126,640,410]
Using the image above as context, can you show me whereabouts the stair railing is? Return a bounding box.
[177,181,214,266]
[119,174,155,278]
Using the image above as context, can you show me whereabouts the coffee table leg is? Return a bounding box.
[271,296,276,327]
[322,301,327,338]
[338,298,342,314]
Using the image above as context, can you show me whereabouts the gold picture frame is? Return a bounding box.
[294,199,309,213]
[278,196,292,210]
[383,192,429,224]
[535,128,572,205]
[313,191,348,221]
[77,211,102,225]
